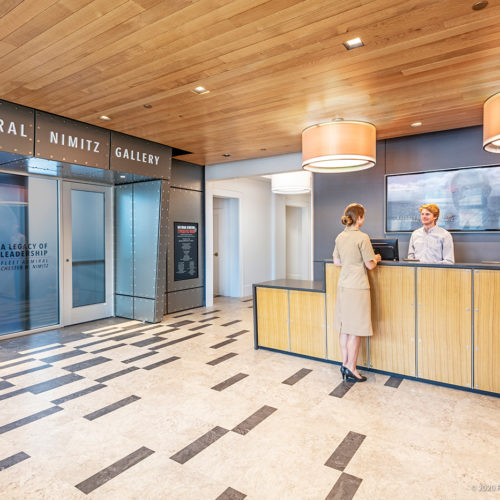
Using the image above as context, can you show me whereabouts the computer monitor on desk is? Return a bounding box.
[370,238,399,261]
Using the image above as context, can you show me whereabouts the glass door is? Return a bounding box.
[62,182,113,325]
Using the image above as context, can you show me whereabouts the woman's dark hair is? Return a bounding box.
[341,203,365,226]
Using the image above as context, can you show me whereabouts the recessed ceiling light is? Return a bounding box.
[222,153,231,157]
[411,121,423,127]
[472,1,488,10]
[343,37,364,50]
[143,104,152,109]
[120,175,126,179]
[192,86,210,95]
[99,115,111,121]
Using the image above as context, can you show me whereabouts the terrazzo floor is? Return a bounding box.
[0,297,499,499]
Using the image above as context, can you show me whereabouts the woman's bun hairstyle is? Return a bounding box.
[341,215,353,226]
[342,203,365,226]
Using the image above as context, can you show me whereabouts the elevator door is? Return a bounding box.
[62,182,113,325]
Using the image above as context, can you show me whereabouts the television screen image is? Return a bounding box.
[370,238,399,261]
[386,165,500,232]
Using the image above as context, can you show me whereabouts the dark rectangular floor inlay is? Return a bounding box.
[167,320,194,328]
[84,395,140,421]
[143,356,180,370]
[329,381,354,398]
[98,329,126,337]
[210,339,238,349]
[75,446,154,494]
[211,373,249,392]
[0,388,29,401]
[170,426,228,464]
[282,368,312,386]
[0,358,35,370]
[92,343,126,354]
[216,487,247,499]
[122,352,158,364]
[107,332,145,342]
[75,339,110,349]
[3,364,51,380]
[0,451,30,471]
[131,337,165,348]
[189,324,210,331]
[325,431,366,471]
[0,380,14,390]
[51,384,106,405]
[199,316,219,322]
[325,472,362,500]
[385,376,403,388]
[26,373,83,394]
[173,312,193,318]
[95,366,139,383]
[232,405,277,435]
[226,330,249,338]
[221,320,241,327]
[40,350,86,363]
[207,352,239,366]
[153,332,204,349]
[201,309,220,315]
[62,356,110,372]
[0,406,63,435]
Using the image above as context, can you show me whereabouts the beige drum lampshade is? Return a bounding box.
[302,120,376,173]
[483,92,500,153]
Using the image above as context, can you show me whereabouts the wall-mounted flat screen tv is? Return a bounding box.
[386,165,500,232]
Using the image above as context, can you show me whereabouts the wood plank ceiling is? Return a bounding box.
[1,0,499,166]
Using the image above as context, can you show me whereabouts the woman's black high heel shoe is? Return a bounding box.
[344,367,367,383]
[340,365,347,380]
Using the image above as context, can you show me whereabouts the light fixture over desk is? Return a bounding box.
[302,119,376,173]
[271,171,311,194]
[483,92,500,153]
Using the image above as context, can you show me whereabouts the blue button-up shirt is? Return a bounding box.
[408,225,455,264]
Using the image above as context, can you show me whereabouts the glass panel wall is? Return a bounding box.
[71,190,105,307]
[0,173,59,335]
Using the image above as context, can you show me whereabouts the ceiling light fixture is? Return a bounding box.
[302,119,376,173]
[472,1,488,11]
[222,153,231,157]
[483,92,500,152]
[192,86,209,95]
[343,37,364,50]
[99,115,111,121]
[271,171,311,194]
[411,121,423,127]
[143,104,152,109]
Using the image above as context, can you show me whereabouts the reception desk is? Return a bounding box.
[253,262,500,395]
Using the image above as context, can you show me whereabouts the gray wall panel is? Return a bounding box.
[313,126,500,280]
[171,159,203,191]
[167,187,204,292]
[167,288,204,314]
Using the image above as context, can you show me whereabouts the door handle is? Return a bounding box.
[214,252,219,257]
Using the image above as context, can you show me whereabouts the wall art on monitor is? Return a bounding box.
[386,165,500,232]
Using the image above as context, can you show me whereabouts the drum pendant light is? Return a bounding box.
[271,171,311,194]
[302,119,376,173]
[483,92,500,153]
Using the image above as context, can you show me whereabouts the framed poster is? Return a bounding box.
[174,222,199,281]
[386,165,500,232]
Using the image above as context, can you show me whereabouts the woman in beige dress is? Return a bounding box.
[333,203,381,382]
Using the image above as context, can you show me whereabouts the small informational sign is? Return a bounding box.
[0,100,34,155]
[35,111,110,168]
[174,222,198,281]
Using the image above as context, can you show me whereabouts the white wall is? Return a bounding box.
[272,193,312,280]
[206,177,273,303]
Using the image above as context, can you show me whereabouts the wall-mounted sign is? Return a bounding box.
[111,132,171,179]
[174,222,198,281]
[35,111,110,168]
[0,100,34,156]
